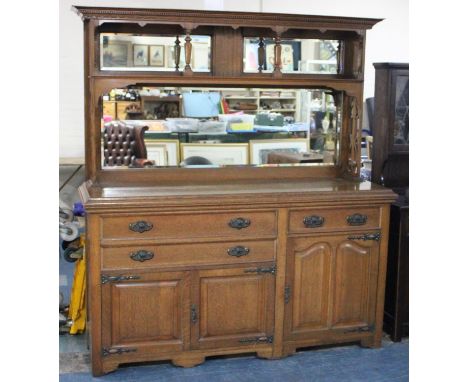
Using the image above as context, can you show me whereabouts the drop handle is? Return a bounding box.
[129,220,153,233]
[227,246,250,257]
[346,213,368,226]
[303,215,325,228]
[129,250,154,262]
[228,217,251,229]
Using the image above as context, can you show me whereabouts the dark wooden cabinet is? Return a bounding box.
[372,63,409,341]
[383,199,409,341]
[371,63,409,187]
[74,6,396,376]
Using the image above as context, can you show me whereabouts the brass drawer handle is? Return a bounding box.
[229,217,251,229]
[129,220,153,233]
[303,215,325,228]
[346,213,368,226]
[347,233,381,241]
[227,246,250,257]
[129,250,154,262]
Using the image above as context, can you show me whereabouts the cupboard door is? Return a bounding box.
[101,271,191,355]
[331,236,380,329]
[284,240,332,340]
[284,234,380,341]
[191,266,275,350]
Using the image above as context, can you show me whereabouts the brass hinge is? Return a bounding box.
[102,347,137,357]
[101,275,141,284]
[284,286,291,304]
[343,324,375,334]
[239,335,274,344]
[244,265,276,275]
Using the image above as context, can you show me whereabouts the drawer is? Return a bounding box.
[289,207,380,233]
[101,211,276,240]
[102,240,276,270]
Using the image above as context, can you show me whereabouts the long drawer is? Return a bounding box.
[101,211,276,240]
[289,207,380,233]
[101,240,276,270]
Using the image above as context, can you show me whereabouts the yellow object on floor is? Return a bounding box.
[68,236,86,334]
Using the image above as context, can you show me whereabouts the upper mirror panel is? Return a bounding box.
[100,87,342,169]
[100,33,211,72]
[243,38,339,74]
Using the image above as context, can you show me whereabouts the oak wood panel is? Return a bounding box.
[331,238,379,328]
[289,242,331,335]
[101,271,191,354]
[86,214,104,376]
[272,209,288,358]
[284,233,381,346]
[101,210,276,240]
[74,7,382,31]
[289,207,380,234]
[102,240,276,270]
[83,178,396,212]
[192,267,275,350]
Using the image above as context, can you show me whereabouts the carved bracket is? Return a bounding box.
[347,95,362,176]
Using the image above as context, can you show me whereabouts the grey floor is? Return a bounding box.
[59,333,408,381]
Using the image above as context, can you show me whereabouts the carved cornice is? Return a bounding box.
[72,6,382,31]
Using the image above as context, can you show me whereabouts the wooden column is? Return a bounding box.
[336,41,343,75]
[273,35,282,77]
[258,37,265,73]
[184,29,193,75]
[174,35,181,72]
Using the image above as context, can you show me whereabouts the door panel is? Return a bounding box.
[285,242,331,340]
[192,266,275,350]
[332,242,370,327]
[284,234,380,341]
[101,271,191,354]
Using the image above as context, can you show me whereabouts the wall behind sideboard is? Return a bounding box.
[59,0,408,160]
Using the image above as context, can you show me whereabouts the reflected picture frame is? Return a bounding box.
[181,143,249,166]
[133,44,149,66]
[101,40,131,68]
[145,142,167,166]
[146,139,180,166]
[149,45,165,67]
[249,139,309,165]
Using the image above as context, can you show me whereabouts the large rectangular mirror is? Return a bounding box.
[243,38,339,74]
[100,33,211,72]
[100,87,342,168]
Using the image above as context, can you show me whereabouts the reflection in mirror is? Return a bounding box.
[101,87,342,169]
[243,38,339,74]
[100,33,211,71]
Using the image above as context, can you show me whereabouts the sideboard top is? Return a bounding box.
[81,178,396,211]
[72,6,382,31]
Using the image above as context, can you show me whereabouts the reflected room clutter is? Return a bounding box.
[101,86,340,167]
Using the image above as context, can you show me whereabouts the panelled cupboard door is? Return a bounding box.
[101,270,191,355]
[284,234,380,341]
[191,266,275,350]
